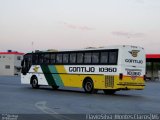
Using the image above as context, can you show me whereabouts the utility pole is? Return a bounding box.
[31,41,34,52]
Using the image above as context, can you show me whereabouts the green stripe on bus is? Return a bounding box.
[41,65,57,86]
[48,65,64,86]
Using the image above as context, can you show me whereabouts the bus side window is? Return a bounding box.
[56,54,62,63]
[22,54,32,74]
[100,52,108,64]
[43,54,50,64]
[50,54,56,64]
[84,52,91,64]
[109,51,117,64]
[70,53,76,64]
[92,52,99,64]
[77,53,83,64]
[63,54,69,64]
[28,54,32,68]
[39,54,44,64]
[32,54,38,65]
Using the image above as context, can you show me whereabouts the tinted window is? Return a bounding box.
[22,54,33,73]
[43,54,50,64]
[70,53,76,63]
[56,54,62,63]
[50,54,56,64]
[39,54,44,64]
[84,53,91,63]
[5,65,10,69]
[77,53,83,63]
[100,52,108,63]
[63,54,69,63]
[109,51,117,64]
[24,54,32,64]
[32,54,38,64]
[17,56,21,60]
[92,52,99,63]
[27,54,32,66]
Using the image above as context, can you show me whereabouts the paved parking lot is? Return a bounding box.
[0,76,160,119]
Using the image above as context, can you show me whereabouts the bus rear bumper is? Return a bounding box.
[116,83,145,90]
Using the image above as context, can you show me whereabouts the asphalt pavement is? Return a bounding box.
[0,76,160,120]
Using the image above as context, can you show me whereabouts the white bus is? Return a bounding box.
[21,45,146,94]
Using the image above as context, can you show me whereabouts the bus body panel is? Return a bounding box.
[21,45,146,92]
[21,65,116,89]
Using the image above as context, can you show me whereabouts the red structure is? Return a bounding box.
[146,54,160,81]
[0,52,24,55]
[146,54,160,59]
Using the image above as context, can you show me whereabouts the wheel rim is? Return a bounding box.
[85,82,92,91]
[32,79,37,87]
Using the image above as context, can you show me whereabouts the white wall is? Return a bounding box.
[0,54,23,76]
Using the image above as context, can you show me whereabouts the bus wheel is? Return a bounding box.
[51,85,59,90]
[83,79,98,94]
[31,78,39,89]
[103,90,116,95]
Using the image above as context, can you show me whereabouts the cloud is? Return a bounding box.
[112,31,145,38]
[59,21,95,31]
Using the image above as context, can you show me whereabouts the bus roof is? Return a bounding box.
[27,45,144,54]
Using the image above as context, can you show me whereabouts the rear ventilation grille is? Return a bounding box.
[105,76,114,88]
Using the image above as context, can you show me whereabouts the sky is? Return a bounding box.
[0,0,160,53]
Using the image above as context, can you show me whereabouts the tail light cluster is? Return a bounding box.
[119,73,123,80]
[119,73,146,81]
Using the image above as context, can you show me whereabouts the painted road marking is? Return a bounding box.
[35,101,74,120]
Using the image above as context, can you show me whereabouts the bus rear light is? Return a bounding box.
[119,73,123,80]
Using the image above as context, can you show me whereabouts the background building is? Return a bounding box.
[146,54,160,81]
[0,51,24,76]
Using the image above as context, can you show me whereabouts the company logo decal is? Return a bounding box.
[129,50,140,57]
[33,66,39,72]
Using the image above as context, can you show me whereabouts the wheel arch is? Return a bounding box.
[82,77,93,88]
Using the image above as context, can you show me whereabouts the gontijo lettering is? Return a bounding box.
[125,59,143,64]
[69,67,117,73]
[69,67,95,72]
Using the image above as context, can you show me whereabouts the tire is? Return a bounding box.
[83,79,98,94]
[51,85,59,90]
[31,77,39,89]
[103,90,116,95]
